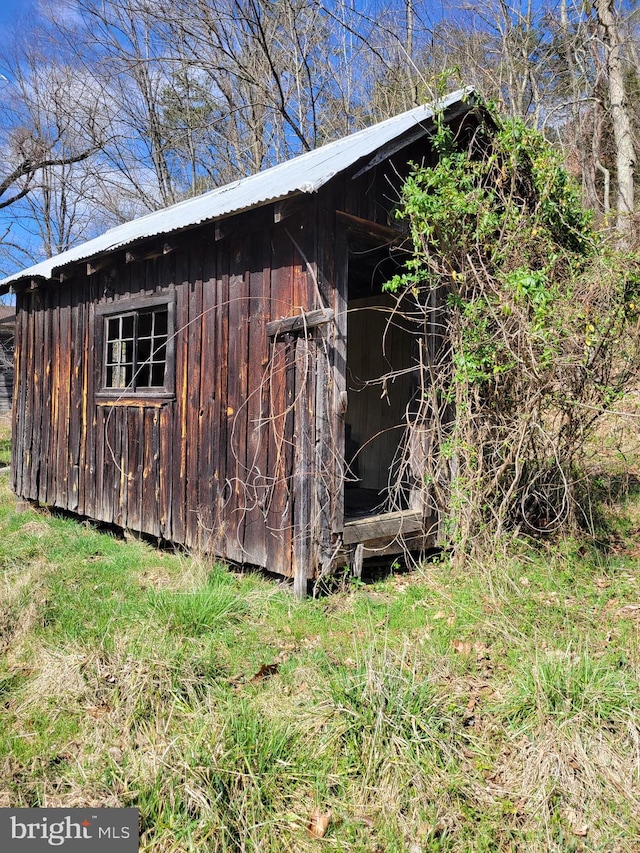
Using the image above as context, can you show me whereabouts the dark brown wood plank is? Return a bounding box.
[55,291,72,508]
[110,405,124,526]
[157,254,176,540]
[265,230,295,576]
[46,297,61,504]
[125,406,142,532]
[185,244,203,548]
[21,295,35,499]
[68,285,83,512]
[212,245,230,557]
[39,288,54,504]
[225,237,248,562]
[242,230,270,567]
[100,408,113,526]
[28,293,44,499]
[12,296,27,496]
[331,214,348,535]
[158,402,173,540]
[93,404,106,522]
[82,274,100,519]
[78,281,91,516]
[171,248,189,544]
[197,242,217,551]
[141,406,161,537]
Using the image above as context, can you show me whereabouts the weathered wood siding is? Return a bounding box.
[12,205,335,577]
[11,148,430,578]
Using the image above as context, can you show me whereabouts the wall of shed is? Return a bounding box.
[12,206,336,578]
[11,140,438,579]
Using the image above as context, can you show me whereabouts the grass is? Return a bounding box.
[0,422,639,849]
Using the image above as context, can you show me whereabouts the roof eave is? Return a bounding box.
[0,87,477,293]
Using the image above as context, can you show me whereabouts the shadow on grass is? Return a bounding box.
[577,470,640,552]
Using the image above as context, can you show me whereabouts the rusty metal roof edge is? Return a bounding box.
[1,87,474,290]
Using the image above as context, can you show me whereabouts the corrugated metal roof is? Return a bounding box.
[1,87,473,288]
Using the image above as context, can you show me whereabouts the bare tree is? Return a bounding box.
[593,0,636,245]
[0,34,103,269]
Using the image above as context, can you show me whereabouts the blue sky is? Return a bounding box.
[0,0,34,36]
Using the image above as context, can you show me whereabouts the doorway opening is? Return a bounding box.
[344,234,417,521]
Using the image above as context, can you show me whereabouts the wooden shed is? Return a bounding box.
[1,89,478,595]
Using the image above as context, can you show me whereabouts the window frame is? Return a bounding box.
[95,294,176,401]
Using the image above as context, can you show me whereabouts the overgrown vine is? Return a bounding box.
[385,106,640,555]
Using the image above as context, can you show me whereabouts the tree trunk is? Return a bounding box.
[593,0,636,246]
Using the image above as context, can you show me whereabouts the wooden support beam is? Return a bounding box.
[125,241,174,264]
[215,218,235,242]
[59,267,79,283]
[87,258,112,276]
[351,543,364,579]
[336,210,405,244]
[274,195,306,223]
[266,308,334,338]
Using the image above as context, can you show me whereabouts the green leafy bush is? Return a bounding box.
[385,107,640,553]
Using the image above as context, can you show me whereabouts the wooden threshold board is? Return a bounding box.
[342,509,423,545]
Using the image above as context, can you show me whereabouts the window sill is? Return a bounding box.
[96,392,174,407]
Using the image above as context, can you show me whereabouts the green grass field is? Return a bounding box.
[0,415,639,851]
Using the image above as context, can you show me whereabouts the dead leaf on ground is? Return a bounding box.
[86,703,112,718]
[614,603,640,619]
[250,662,281,682]
[452,639,472,655]
[306,807,331,839]
[452,639,489,658]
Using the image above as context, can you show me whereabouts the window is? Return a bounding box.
[98,297,174,397]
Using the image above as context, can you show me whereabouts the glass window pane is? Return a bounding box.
[122,315,134,339]
[111,365,127,389]
[107,317,120,341]
[110,340,122,364]
[138,312,153,338]
[152,339,167,361]
[154,310,168,336]
[137,338,151,365]
[151,363,165,387]
[137,363,151,387]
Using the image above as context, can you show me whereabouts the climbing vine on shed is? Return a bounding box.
[386,109,640,554]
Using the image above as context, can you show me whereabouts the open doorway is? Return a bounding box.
[344,234,417,521]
